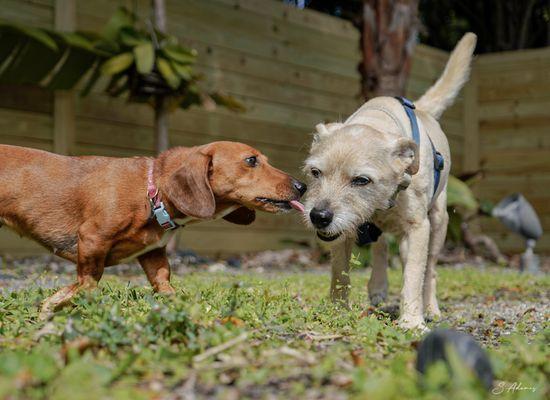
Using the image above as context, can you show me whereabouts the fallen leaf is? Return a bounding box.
[61,337,95,363]
[350,348,364,367]
[360,306,376,318]
[220,316,245,327]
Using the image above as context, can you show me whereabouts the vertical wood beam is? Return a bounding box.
[53,0,76,155]
[462,65,479,173]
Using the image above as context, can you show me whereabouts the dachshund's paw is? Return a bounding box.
[155,283,176,295]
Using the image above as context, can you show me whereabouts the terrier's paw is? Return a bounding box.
[369,292,387,307]
[398,316,429,333]
[424,305,442,322]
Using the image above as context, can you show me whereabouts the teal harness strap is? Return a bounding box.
[394,96,444,196]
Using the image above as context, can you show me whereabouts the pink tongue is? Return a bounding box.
[289,200,305,213]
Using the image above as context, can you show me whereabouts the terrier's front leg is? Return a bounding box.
[330,238,354,306]
[398,218,430,331]
[368,236,388,306]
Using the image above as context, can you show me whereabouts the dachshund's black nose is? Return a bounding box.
[293,180,307,196]
[310,207,333,229]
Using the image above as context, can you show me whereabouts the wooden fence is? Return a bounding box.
[0,0,547,255]
[471,48,550,252]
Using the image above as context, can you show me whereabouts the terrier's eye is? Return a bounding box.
[311,168,321,178]
[245,156,258,167]
[351,176,371,186]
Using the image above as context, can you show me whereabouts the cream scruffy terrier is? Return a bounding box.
[303,33,477,331]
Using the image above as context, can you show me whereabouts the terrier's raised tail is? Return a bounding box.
[415,33,477,120]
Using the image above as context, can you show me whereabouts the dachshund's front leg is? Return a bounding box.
[139,247,176,295]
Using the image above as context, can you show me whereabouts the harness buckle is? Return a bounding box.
[434,152,445,171]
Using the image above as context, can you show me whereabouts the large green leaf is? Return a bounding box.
[170,60,192,80]
[210,92,246,113]
[44,32,101,89]
[101,7,135,42]
[47,48,98,90]
[133,42,154,74]
[105,72,127,96]
[156,57,180,89]
[119,27,146,47]
[0,37,61,84]
[0,26,104,88]
[447,175,478,212]
[1,24,58,51]
[0,30,22,72]
[0,25,62,84]
[162,45,196,65]
[80,61,102,97]
[57,31,107,55]
[100,52,133,76]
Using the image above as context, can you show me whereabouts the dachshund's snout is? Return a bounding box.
[292,179,307,197]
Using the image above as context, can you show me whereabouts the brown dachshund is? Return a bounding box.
[0,142,306,318]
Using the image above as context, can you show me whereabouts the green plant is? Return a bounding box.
[1,268,548,399]
[446,174,480,242]
[0,7,242,112]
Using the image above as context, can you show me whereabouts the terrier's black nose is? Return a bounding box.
[292,180,307,196]
[310,207,333,229]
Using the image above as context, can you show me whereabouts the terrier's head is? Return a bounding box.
[303,123,418,243]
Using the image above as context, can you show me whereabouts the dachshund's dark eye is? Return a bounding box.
[245,156,258,167]
[351,176,371,186]
[311,168,321,178]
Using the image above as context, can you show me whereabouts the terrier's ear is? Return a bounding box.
[392,137,419,175]
[312,122,344,143]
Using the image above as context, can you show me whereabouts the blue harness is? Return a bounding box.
[356,96,445,246]
[395,96,445,195]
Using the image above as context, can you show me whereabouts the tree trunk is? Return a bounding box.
[152,0,177,253]
[152,0,169,153]
[360,0,419,99]
[155,96,169,153]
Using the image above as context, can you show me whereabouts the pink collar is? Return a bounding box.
[147,160,161,208]
[147,160,178,230]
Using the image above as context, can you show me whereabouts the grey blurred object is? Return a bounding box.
[492,193,543,273]
[416,329,493,390]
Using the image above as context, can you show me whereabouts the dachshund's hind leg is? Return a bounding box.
[39,226,108,320]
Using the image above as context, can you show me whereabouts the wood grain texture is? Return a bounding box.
[3,1,547,254]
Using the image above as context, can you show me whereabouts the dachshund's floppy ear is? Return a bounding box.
[165,150,215,219]
[223,207,256,225]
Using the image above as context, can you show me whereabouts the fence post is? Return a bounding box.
[53,0,76,155]
[462,65,479,173]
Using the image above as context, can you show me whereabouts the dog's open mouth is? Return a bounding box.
[317,230,341,242]
[256,198,305,212]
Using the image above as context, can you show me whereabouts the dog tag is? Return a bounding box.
[153,202,178,230]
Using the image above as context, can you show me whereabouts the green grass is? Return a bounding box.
[0,267,548,399]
